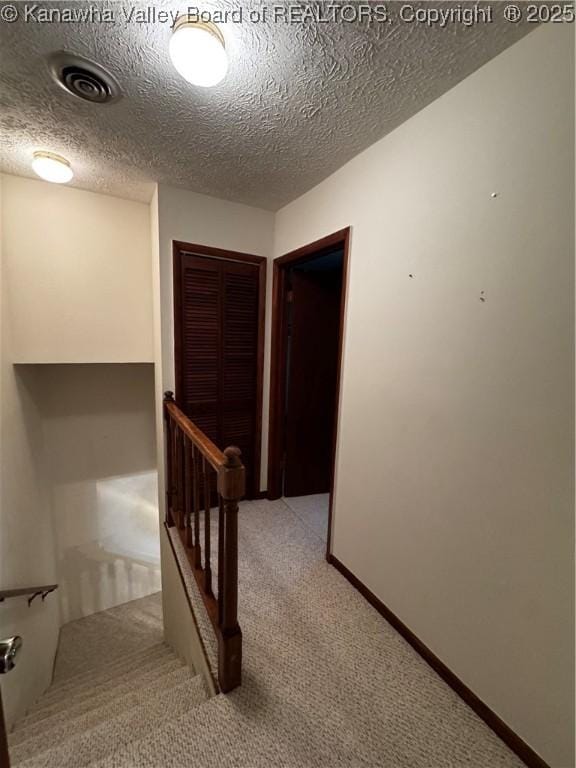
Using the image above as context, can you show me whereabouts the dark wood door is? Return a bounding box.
[284,268,342,497]
[175,252,261,497]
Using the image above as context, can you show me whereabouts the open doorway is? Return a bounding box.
[268,228,350,555]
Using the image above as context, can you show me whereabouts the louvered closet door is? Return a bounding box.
[178,253,260,497]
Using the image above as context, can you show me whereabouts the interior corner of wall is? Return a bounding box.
[154,182,172,211]
[150,183,159,211]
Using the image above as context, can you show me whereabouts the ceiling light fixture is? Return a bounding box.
[31,151,74,184]
[169,16,228,87]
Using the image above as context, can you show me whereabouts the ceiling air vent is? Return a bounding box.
[47,52,122,104]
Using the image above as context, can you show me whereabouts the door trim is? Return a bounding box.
[267,227,351,558]
[173,240,267,499]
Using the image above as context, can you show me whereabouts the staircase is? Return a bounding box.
[7,593,209,768]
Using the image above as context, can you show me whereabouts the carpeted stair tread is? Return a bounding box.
[16,654,183,729]
[26,642,173,711]
[9,665,196,762]
[53,594,164,682]
[12,675,208,768]
[86,695,230,768]
[9,662,189,747]
[46,640,172,695]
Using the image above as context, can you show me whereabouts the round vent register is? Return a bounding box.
[47,52,122,104]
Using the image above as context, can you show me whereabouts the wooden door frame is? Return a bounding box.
[267,227,351,558]
[173,240,267,500]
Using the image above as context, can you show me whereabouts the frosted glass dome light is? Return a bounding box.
[32,151,73,184]
[169,16,228,87]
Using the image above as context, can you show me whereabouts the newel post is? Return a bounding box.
[217,446,244,692]
[163,391,175,526]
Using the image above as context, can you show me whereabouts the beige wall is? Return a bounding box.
[0,178,60,728]
[1,175,153,363]
[150,188,165,514]
[274,25,574,768]
[0,178,159,725]
[36,364,160,624]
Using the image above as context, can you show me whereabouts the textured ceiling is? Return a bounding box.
[0,1,532,209]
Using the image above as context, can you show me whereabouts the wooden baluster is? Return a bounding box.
[172,424,180,526]
[216,446,244,692]
[192,446,202,569]
[165,415,173,526]
[163,392,175,526]
[217,495,224,626]
[173,427,179,528]
[184,439,193,549]
[177,429,186,530]
[172,424,179,527]
[203,458,212,596]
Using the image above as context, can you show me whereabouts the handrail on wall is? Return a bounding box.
[163,391,244,693]
[0,585,58,607]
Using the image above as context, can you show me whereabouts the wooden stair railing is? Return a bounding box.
[163,391,244,693]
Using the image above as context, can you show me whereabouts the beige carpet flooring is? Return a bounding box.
[10,498,526,767]
[106,500,525,767]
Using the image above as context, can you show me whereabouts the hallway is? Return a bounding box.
[109,499,525,768]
